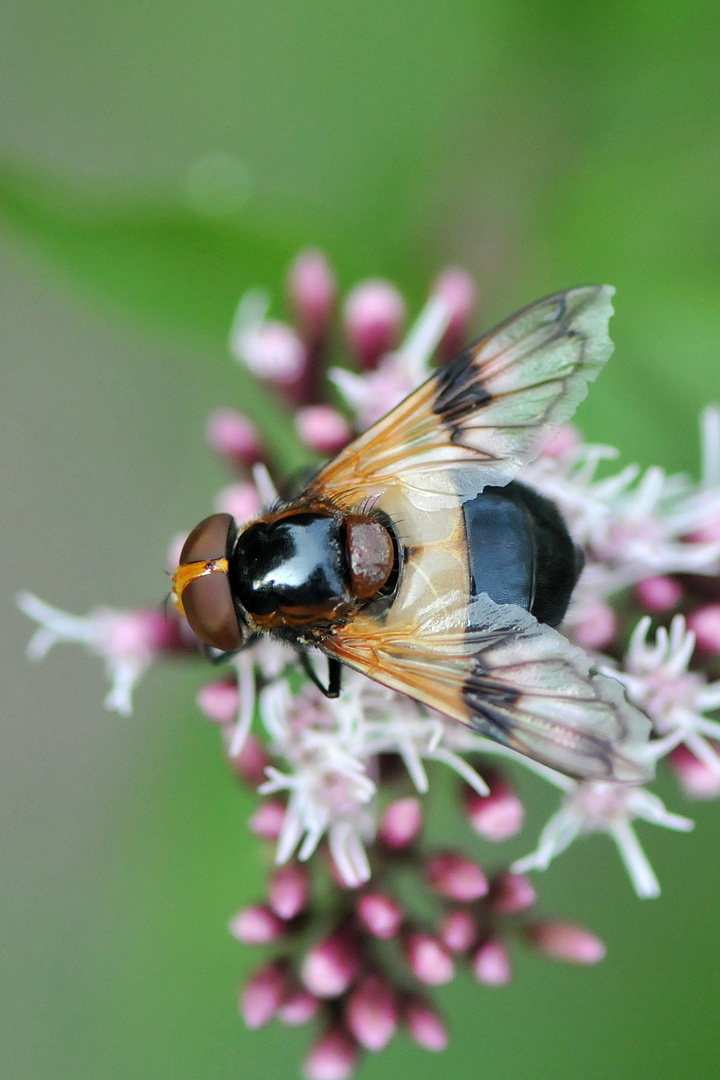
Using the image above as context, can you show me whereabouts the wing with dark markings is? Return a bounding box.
[307,285,615,509]
[306,283,653,782]
[321,592,652,783]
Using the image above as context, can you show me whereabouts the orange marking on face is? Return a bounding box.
[171,557,229,615]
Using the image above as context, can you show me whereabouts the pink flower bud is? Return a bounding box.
[426,853,488,902]
[687,518,720,543]
[239,960,288,1029]
[472,940,512,986]
[196,679,239,724]
[403,997,449,1051]
[231,733,271,787]
[278,987,320,1026]
[229,904,285,945]
[106,610,183,658]
[526,921,606,964]
[215,481,262,524]
[635,576,683,612]
[355,892,403,939]
[669,744,720,799]
[464,777,524,842]
[403,933,455,986]
[571,600,618,650]
[269,863,310,920]
[378,797,422,850]
[240,320,307,385]
[431,267,478,358]
[303,1027,359,1080]
[439,910,477,953]
[688,605,720,654]
[248,799,286,839]
[301,930,362,998]
[206,408,263,466]
[490,872,536,914]
[542,424,582,458]
[295,405,352,455]
[345,974,398,1051]
[287,250,337,339]
[343,280,405,368]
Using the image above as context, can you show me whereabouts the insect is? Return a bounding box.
[172,286,652,783]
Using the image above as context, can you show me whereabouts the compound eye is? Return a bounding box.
[183,574,243,651]
[179,512,237,565]
[175,513,244,651]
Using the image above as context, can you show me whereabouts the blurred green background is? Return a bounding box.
[2,2,720,1078]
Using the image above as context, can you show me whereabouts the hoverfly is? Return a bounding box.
[172,286,651,783]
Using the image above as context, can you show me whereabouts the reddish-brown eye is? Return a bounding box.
[180,512,236,565]
[177,513,244,651]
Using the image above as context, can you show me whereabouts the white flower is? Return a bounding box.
[258,679,377,886]
[229,289,306,384]
[609,615,720,774]
[250,668,490,888]
[17,592,176,716]
[513,779,693,898]
[522,409,720,618]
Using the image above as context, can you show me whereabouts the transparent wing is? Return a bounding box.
[308,284,649,782]
[308,285,615,509]
[322,591,651,783]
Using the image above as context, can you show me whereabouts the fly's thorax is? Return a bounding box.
[228,508,397,629]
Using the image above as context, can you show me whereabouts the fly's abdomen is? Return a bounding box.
[462,482,582,628]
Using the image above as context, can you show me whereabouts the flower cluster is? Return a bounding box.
[230,771,604,1075]
[18,251,720,1078]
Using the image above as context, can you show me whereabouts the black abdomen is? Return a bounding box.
[462,482,582,628]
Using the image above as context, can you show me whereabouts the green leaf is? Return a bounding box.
[0,164,334,467]
[0,163,307,345]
